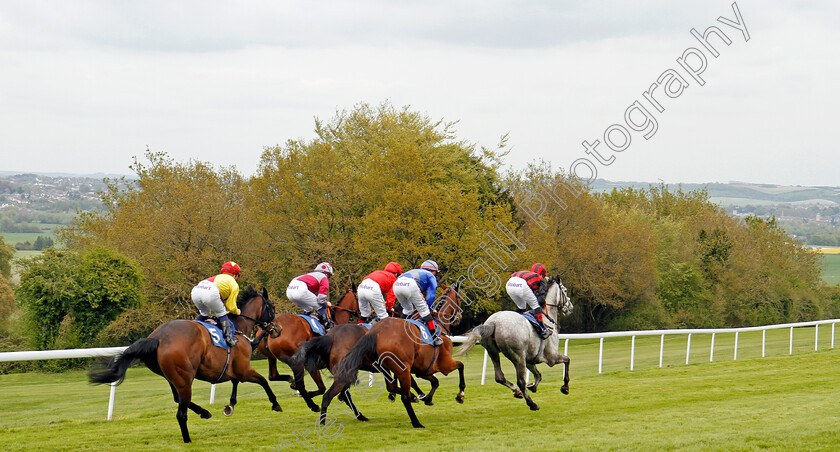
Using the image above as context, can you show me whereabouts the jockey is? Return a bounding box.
[393,259,444,346]
[191,261,242,346]
[506,262,552,339]
[287,262,335,330]
[357,262,403,324]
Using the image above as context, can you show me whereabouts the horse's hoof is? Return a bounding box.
[561,386,569,395]
[455,394,464,404]
[424,400,434,406]
[410,394,419,403]
[513,391,524,399]
[388,393,396,402]
[529,404,540,411]
[357,415,369,422]
[413,422,425,429]
[273,405,283,412]
[309,405,320,413]
[223,405,233,416]
[201,411,212,419]
[527,384,537,393]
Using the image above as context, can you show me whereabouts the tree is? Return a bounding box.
[16,247,144,349]
[0,237,13,279]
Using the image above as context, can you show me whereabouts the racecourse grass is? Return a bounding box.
[822,254,840,286]
[4,328,840,451]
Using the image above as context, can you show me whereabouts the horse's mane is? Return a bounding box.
[236,285,260,310]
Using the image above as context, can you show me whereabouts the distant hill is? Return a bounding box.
[591,180,840,207]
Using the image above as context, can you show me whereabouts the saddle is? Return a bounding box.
[297,314,326,336]
[518,312,552,338]
[194,320,230,350]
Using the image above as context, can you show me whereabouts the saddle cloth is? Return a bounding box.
[297,314,326,336]
[403,318,435,345]
[518,312,549,336]
[195,320,229,350]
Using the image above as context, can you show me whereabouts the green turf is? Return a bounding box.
[4,327,840,450]
[823,254,840,286]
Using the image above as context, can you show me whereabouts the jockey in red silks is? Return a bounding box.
[287,262,335,330]
[191,261,242,346]
[506,263,552,339]
[393,259,444,346]
[357,262,403,324]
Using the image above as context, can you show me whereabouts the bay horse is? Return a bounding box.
[89,286,281,443]
[454,276,573,410]
[318,283,466,428]
[257,285,358,412]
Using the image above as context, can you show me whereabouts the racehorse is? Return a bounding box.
[331,282,360,324]
[256,285,358,412]
[454,276,573,411]
[318,283,466,428]
[290,282,464,421]
[89,286,281,443]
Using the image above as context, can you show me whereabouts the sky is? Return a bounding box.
[0,1,838,186]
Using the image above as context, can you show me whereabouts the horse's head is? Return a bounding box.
[333,284,359,325]
[238,286,281,338]
[435,282,463,330]
[546,276,573,317]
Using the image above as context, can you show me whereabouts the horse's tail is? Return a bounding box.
[334,332,377,387]
[88,337,159,385]
[454,324,495,357]
[288,335,334,373]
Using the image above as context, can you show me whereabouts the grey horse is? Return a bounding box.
[455,276,573,410]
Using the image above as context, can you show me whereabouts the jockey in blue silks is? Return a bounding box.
[393,259,444,346]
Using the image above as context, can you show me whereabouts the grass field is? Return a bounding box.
[822,254,840,286]
[4,327,840,451]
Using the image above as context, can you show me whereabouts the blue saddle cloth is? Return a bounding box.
[518,312,548,336]
[297,314,326,336]
[358,322,372,330]
[194,320,229,350]
[403,318,435,346]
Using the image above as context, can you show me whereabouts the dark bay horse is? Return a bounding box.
[455,276,573,411]
[318,284,466,428]
[89,286,281,443]
[257,285,358,412]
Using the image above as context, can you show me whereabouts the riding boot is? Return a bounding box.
[531,310,552,339]
[318,307,334,331]
[218,315,238,346]
[423,315,444,346]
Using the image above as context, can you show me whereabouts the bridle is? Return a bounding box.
[434,285,462,335]
[544,280,571,325]
[237,294,278,338]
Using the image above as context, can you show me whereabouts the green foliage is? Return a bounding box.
[0,236,13,278]
[15,247,144,350]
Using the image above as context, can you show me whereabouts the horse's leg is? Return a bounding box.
[560,355,571,395]
[319,380,349,425]
[454,361,465,404]
[417,375,439,406]
[410,376,426,399]
[169,382,211,419]
[173,383,193,443]
[239,367,283,413]
[291,363,320,412]
[489,350,521,398]
[514,357,539,411]
[341,389,369,422]
[224,380,239,416]
[396,369,424,428]
[307,369,327,397]
[525,363,542,393]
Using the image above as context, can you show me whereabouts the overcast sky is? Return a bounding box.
[1,1,837,186]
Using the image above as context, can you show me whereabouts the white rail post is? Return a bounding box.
[598,337,604,374]
[762,330,766,358]
[564,339,569,356]
[685,333,692,365]
[832,322,836,349]
[107,382,117,421]
[630,335,636,371]
[659,334,665,368]
[525,369,530,384]
[480,349,488,385]
[210,383,216,404]
[815,324,819,351]
[710,332,715,362]
[734,331,739,361]
[790,327,794,355]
